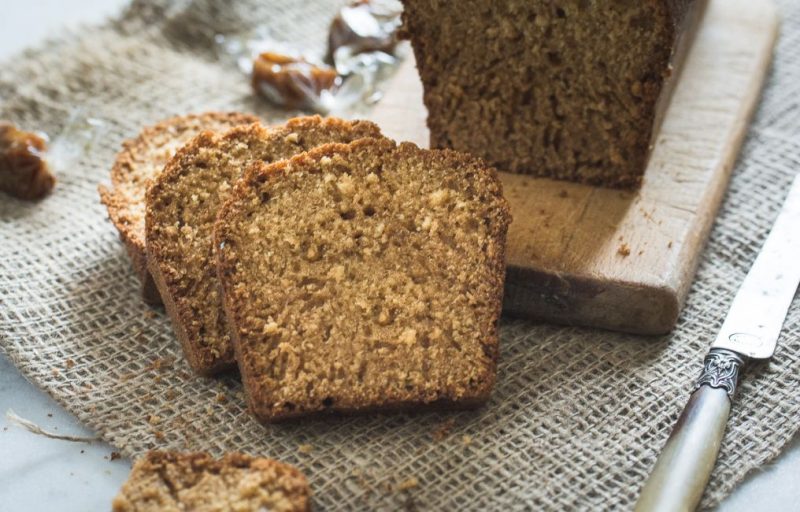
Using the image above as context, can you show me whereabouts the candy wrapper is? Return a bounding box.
[216,0,406,115]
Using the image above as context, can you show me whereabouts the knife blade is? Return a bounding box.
[635,175,800,512]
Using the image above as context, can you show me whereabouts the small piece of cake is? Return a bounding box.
[112,451,310,512]
[146,116,382,375]
[399,0,707,188]
[0,121,54,200]
[215,137,511,422]
[99,112,259,304]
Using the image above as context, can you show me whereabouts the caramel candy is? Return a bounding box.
[0,121,54,200]
[326,0,401,66]
[252,52,339,110]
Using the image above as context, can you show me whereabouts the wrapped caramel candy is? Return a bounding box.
[0,121,54,200]
[251,52,340,110]
[326,0,402,72]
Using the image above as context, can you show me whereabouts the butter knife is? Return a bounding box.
[635,175,800,512]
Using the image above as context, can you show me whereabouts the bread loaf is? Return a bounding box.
[400,0,707,188]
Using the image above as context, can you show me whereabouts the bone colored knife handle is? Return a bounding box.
[635,349,745,512]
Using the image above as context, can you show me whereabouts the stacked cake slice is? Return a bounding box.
[102,113,510,422]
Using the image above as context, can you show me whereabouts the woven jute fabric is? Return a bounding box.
[1,1,798,509]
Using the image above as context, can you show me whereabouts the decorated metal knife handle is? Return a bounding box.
[694,348,745,399]
[635,349,746,512]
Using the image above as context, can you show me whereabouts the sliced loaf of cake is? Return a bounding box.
[99,112,259,304]
[400,0,707,188]
[146,116,382,375]
[112,451,310,512]
[215,137,511,422]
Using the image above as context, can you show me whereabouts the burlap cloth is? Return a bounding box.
[1,0,798,509]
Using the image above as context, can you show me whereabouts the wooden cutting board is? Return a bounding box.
[368,0,779,335]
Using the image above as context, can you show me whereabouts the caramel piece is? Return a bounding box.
[0,121,54,200]
[252,52,338,109]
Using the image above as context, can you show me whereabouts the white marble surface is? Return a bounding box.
[0,1,798,511]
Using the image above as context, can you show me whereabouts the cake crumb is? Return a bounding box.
[148,414,162,425]
[145,357,173,371]
[153,430,165,441]
[617,244,631,257]
[432,418,455,441]
[462,434,473,446]
[399,328,417,346]
[428,189,449,207]
[216,393,227,403]
[395,477,419,492]
[65,359,75,369]
[298,443,314,454]
[110,451,121,461]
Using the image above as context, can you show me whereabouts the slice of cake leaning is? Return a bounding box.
[146,116,382,375]
[215,137,511,421]
[100,112,259,304]
[400,0,707,188]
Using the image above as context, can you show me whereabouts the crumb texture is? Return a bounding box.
[216,137,511,421]
[146,116,382,374]
[111,451,310,512]
[401,0,698,188]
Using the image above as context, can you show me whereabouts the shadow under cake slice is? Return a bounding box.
[112,451,310,512]
[99,112,259,305]
[215,137,511,422]
[146,116,382,375]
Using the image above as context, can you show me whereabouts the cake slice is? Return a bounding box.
[399,0,707,188]
[99,112,258,304]
[112,451,310,512]
[146,116,382,375]
[215,137,511,422]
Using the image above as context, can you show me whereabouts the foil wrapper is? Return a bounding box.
[216,0,405,115]
[327,0,403,75]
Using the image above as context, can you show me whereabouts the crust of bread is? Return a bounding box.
[99,112,259,304]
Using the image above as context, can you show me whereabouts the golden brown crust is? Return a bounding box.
[216,137,511,422]
[99,112,260,304]
[112,451,310,512]
[145,116,383,375]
